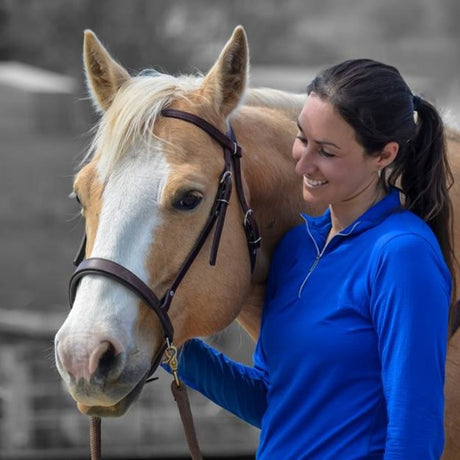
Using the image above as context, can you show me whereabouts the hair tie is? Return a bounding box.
[412,95,422,111]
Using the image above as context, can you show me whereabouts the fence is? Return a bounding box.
[0,315,258,459]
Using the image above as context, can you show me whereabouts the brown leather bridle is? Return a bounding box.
[68,108,261,459]
[69,108,261,371]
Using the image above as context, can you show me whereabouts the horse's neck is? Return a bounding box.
[244,87,306,119]
[231,96,324,340]
[234,103,321,278]
[446,129,460,296]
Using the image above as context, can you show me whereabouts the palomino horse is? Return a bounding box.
[445,127,460,459]
[54,26,460,457]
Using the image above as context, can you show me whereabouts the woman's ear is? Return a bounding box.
[377,141,399,169]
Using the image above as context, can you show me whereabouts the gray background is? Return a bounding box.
[0,1,459,458]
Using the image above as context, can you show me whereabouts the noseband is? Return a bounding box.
[68,108,261,375]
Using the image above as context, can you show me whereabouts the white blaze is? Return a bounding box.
[59,144,170,355]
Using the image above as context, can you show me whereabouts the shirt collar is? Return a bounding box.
[300,188,402,245]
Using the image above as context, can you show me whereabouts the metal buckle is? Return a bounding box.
[220,170,232,184]
[164,338,180,387]
[232,141,238,156]
[244,208,254,227]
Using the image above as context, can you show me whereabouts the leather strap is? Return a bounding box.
[89,378,202,460]
[161,109,261,271]
[73,233,87,266]
[161,108,241,157]
[171,380,203,460]
[69,258,174,341]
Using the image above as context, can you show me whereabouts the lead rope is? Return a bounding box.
[89,340,202,460]
[90,416,101,460]
[165,340,203,460]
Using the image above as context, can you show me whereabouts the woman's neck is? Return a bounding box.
[327,179,386,242]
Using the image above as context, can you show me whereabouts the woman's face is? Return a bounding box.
[292,94,382,209]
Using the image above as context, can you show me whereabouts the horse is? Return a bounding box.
[54,26,460,458]
[444,126,460,460]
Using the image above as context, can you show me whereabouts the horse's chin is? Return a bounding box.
[76,372,148,418]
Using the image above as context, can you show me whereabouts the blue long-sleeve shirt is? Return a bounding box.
[175,190,451,459]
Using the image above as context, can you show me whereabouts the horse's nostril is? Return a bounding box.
[98,344,116,375]
[89,340,122,379]
[56,334,126,383]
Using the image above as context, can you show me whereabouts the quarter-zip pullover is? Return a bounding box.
[175,189,451,459]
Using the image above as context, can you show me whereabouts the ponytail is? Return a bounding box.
[388,97,456,331]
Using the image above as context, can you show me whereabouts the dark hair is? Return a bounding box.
[307,59,456,330]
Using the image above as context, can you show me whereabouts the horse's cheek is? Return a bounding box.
[135,302,165,355]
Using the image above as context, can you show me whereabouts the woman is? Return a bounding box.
[168,59,455,459]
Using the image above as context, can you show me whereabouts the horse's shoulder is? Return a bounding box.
[447,127,460,144]
[236,282,266,342]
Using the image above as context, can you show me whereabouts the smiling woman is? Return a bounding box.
[173,59,458,460]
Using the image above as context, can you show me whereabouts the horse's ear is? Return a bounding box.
[202,25,249,117]
[83,30,130,112]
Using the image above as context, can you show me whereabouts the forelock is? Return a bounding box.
[87,71,203,179]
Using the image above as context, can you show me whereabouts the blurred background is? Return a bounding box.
[0,0,459,459]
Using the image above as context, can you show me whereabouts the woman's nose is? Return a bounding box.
[294,145,315,176]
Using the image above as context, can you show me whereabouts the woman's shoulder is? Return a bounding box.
[369,209,448,275]
[372,209,439,250]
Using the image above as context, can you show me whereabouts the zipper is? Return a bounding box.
[297,220,361,298]
[297,217,328,297]
[297,252,322,297]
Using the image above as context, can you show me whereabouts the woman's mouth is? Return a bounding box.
[304,176,328,188]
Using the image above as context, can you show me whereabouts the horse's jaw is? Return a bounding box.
[74,370,150,417]
[56,353,152,417]
[55,278,163,417]
[70,341,167,418]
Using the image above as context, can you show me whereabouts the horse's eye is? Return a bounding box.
[172,191,203,211]
[69,191,81,205]
[70,191,85,216]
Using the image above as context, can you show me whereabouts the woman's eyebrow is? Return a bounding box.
[296,120,341,149]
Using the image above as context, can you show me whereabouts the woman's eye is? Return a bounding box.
[319,148,335,158]
[173,191,203,211]
[296,135,308,146]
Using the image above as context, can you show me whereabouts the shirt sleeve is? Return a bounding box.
[370,233,451,459]
[171,337,269,428]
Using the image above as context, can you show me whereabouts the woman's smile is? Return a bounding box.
[303,176,328,188]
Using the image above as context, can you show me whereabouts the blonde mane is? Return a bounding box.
[87,70,305,178]
[87,72,203,177]
[243,87,305,120]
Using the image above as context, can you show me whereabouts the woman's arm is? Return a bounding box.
[172,338,269,428]
[371,233,451,459]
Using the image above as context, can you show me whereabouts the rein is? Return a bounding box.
[69,109,261,459]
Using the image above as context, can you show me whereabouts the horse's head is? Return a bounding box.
[55,26,254,417]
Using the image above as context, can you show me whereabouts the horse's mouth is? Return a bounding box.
[76,371,149,418]
[71,343,166,417]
